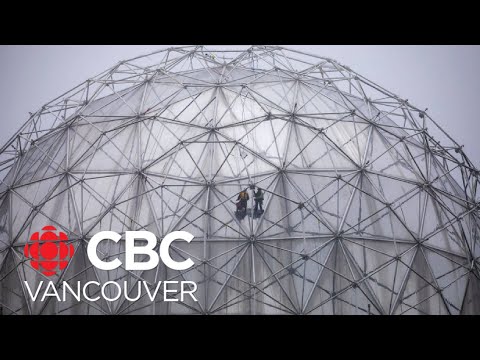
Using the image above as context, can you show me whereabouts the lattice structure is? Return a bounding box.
[0,45,479,315]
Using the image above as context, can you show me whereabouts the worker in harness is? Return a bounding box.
[254,187,264,213]
[237,189,250,212]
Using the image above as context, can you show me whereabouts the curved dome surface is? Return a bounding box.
[0,46,479,315]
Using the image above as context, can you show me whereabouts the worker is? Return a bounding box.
[254,187,264,213]
[237,189,250,212]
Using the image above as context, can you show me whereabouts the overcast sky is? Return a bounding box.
[1,45,479,167]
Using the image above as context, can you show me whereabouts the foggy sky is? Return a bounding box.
[1,45,479,167]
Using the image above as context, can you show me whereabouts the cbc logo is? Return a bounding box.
[24,227,194,275]
[23,226,75,277]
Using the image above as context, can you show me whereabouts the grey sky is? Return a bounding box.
[1,45,479,167]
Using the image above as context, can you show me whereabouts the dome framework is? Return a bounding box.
[0,45,479,315]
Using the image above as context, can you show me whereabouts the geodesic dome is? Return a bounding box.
[1,45,480,315]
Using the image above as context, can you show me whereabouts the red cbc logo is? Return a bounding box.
[23,226,74,277]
